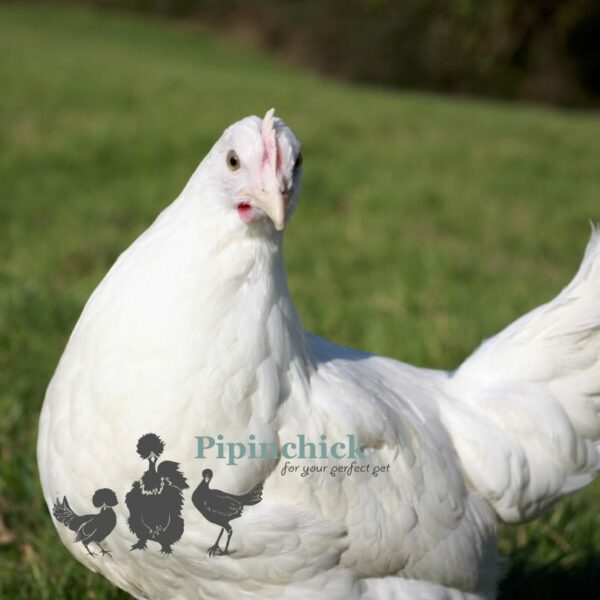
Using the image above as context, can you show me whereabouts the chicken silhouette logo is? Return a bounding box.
[192,468,263,556]
[126,433,189,555]
[52,488,118,557]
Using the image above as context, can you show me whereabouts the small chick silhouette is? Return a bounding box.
[53,488,118,557]
[192,469,263,556]
[126,433,188,554]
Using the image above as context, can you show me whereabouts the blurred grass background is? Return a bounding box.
[1,2,600,598]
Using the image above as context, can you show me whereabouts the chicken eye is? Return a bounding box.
[294,152,303,170]
[227,150,240,171]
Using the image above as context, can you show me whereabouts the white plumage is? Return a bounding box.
[38,110,600,599]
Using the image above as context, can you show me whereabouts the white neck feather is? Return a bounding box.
[70,185,311,427]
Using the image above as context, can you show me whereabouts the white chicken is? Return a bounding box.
[38,109,600,599]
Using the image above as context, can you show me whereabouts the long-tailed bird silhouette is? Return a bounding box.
[52,488,118,557]
[192,469,263,556]
[126,433,189,554]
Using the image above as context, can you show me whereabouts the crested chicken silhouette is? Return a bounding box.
[39,109,600,599]
[126,433,188,555]
[52,488,118,557]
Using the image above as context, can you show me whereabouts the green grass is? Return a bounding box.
[1,3,600,598]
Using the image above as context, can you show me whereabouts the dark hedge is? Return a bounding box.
[52,0,600,106]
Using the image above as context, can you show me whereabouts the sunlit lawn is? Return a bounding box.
[1,3,599,598]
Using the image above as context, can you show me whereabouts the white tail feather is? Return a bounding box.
[443,229,600,523]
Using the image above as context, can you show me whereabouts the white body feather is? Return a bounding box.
[38,117,600,599]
